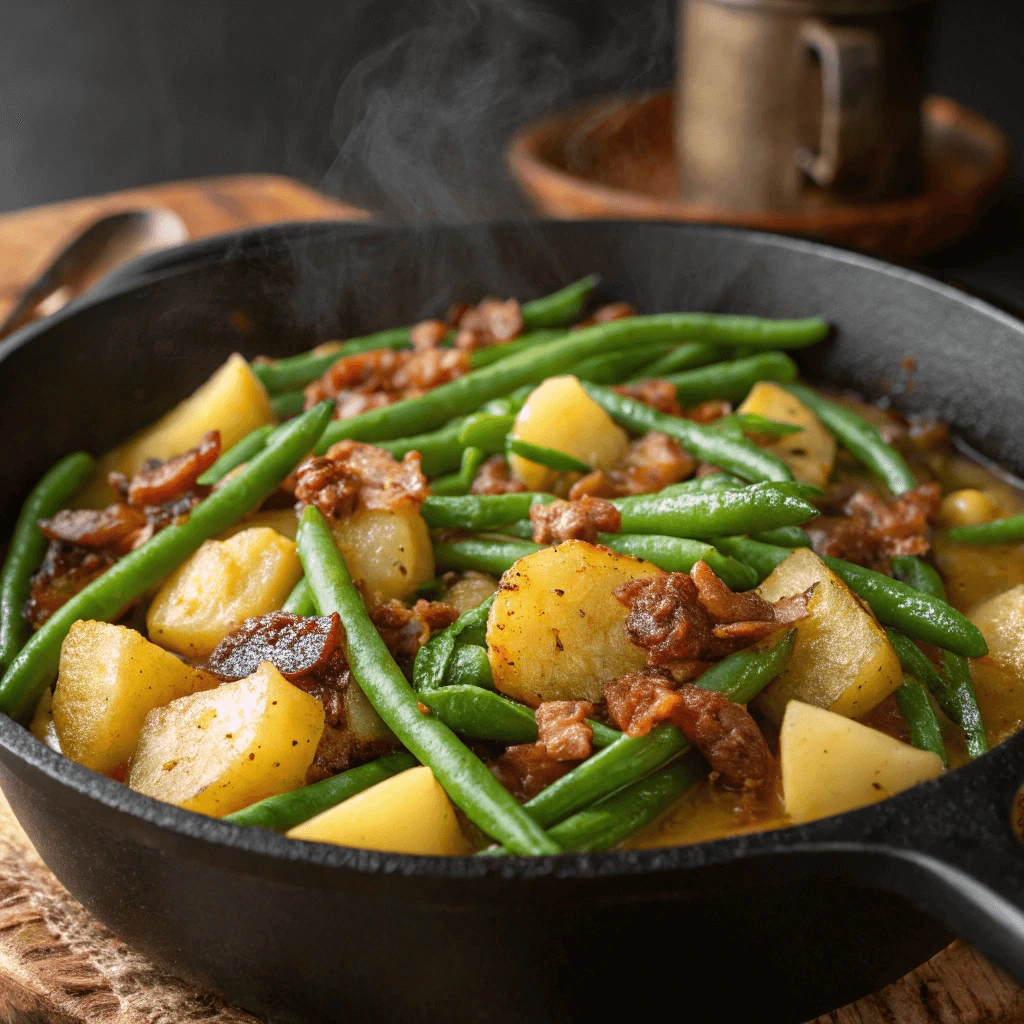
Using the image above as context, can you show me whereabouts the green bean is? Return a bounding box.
[0,452,96,675]
[614,474,745,507]
[626,341,726,381]
[296,507,559,855]
[597,534,758,591]
[197,424,275,485]
[282,576,317,616]
[713,537,792,582]
[443,644,495,690]
[754,526,811,548]
[458,414,516,452]
[890,555,944,600]
[663,352,798,406]
[380,418,468,478]
[0,402,335,720]
[522,632,794,827]
[414,595,495,692]
[894,676,948,765]
[251,328,412,395]
[269,390,306,420]
[433,538,541,576]
[712,413,803,439]
[224,752,418,832]
[421,493,553,530]
[574,343,676,385]
[316,314,829,452]
[583,382,794,483]
[430,447,486,496]
[613,482,817,538]
[505,439,591,474]
[783,383,916,495]
[946,515,1024,546]
[822,557,987,658]
[520,274,599,329]
[419,685,539,743]
[469,331,564,369]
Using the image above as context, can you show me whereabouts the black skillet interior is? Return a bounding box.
[2,220,1024,1024]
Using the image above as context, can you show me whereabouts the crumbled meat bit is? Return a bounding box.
[470,455,527,495]
[370,599,459,659]
[573,302,636,329]
[206,611,343,681]
[38,504,146,548]
[602,672,776,792]
[568,432,696,501]
[453,298,523,350]
[409,319,449,350]
[807,482,941,573]
[291,650,351,726]
[529,496,621,545]
[488,742,579,802]
[535,700,594,760]
[614,561,810,666]
[23,544,116,628]
[613,379,682,417]
[686,400,732,423]
[124,431,220,507]
[294,441,428,521]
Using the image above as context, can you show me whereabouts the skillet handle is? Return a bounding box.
[878,736,1024,981]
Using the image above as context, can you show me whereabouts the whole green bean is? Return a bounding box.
[414,595,495,692]
[890,555,944,600]
[0,452,96,675]
[421,493,553,530]
[823,557,987,658]
[429,447,486,496]
[712,413,803,439]
[626,341,726,381]
[713,537,792,582]
[224,752,418,832]
[574,342,676,385]
[443,644,495,690]
[505,439,591,474]
[583,382,794,483]
[597,534,758,591]
[282,576,317,616]
[946,515,1024,546]
[380,418,468,478]
[469,331,564,369]
[419,685,540,743]
[433,538,541,576]
[270,390,306,420]
[663,352,798,406]
[297,507,559,854]
[894,676,948,765]
[316,314,829,452]
[692,628,797,703]
[783,383,916,495]
[458,413,516,452]
[520,274,599,329]
[0,402,335,720]
[197,424,275,485]
[753,525,811,548]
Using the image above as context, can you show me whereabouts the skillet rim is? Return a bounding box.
[2,217,1023,882]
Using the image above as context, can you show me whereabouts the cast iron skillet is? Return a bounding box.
[2,221,1024,1024]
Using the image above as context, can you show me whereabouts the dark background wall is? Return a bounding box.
[0,0,1021,306]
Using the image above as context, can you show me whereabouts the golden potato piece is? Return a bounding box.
[444,571,499,613]
[331,507,434,607]
[288,765,468,855]
[968,584,1024,745]
[487,540,660,705]
[938,488,1001,529]
[219,507,299,541]
[509,375,628,491]
[78,353,274,507]
[932,535,1024,614]
[53,621,218,774]
[738,382,836,489]
[781,700,943,823]
[129,662,323,817]
[147,527,302,659]
[30,687,61,753]
[756,548,901,721]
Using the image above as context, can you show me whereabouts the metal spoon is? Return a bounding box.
[0,207,189,340]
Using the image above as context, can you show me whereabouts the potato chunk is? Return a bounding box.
[30,687,61,753]
[509,375,628,491]
[756,548,901,721]
[288,765,467,855]
[737,382,836,489]
[219,508,299,542]
[968,584,1024,744]
[147,527,302,658]
[129,662,324,817]
[781,700,943,823]
[78,353,274,507]
[487,540,660,705]
[53,621,218,774]
[330,507,434,607]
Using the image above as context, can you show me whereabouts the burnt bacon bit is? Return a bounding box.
[124,431,220,507]
[488,742,580,803]
[409,319,449,350]
[529,496,621,545]
[293,441,429,522]
[206,612,343,681]
[452,297,523,350]
[602,672,776,793]
[613,379,682,418]
[23,545,116,628]
[470,454,527,495]
[535,700,594,760]
[686,400,733,424]
[807,482,941,574]
[568,431,696,501]
[614,561,810,668]
[39,504,146,548]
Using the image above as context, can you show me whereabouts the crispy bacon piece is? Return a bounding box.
[613,379,682,417]
[124,431,220,507]
[535,700,594,760]
[452,298,523,350]
[529,496,621,545]
[568,431,696,501]
[602,672,776,792]
[808,482,941,573]
[23,544,116,628]
[294,441,428,521]
[686,400,732,424]
[409,319,449,350]
[614,561,810,666]
[38,504,145,548]
[206,611,343,681]
[370,599,460,659]
[470,455,527,495]
[573,302,636,329]
[488,742,579,802]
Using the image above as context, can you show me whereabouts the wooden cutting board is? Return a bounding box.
[0,174,1020,1024]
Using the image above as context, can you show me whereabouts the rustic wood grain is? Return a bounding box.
[0,173,1019,1022]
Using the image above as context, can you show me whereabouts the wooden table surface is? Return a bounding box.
[0,173,1020,1024]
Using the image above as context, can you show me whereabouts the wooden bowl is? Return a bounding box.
[507,93,1010,258]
